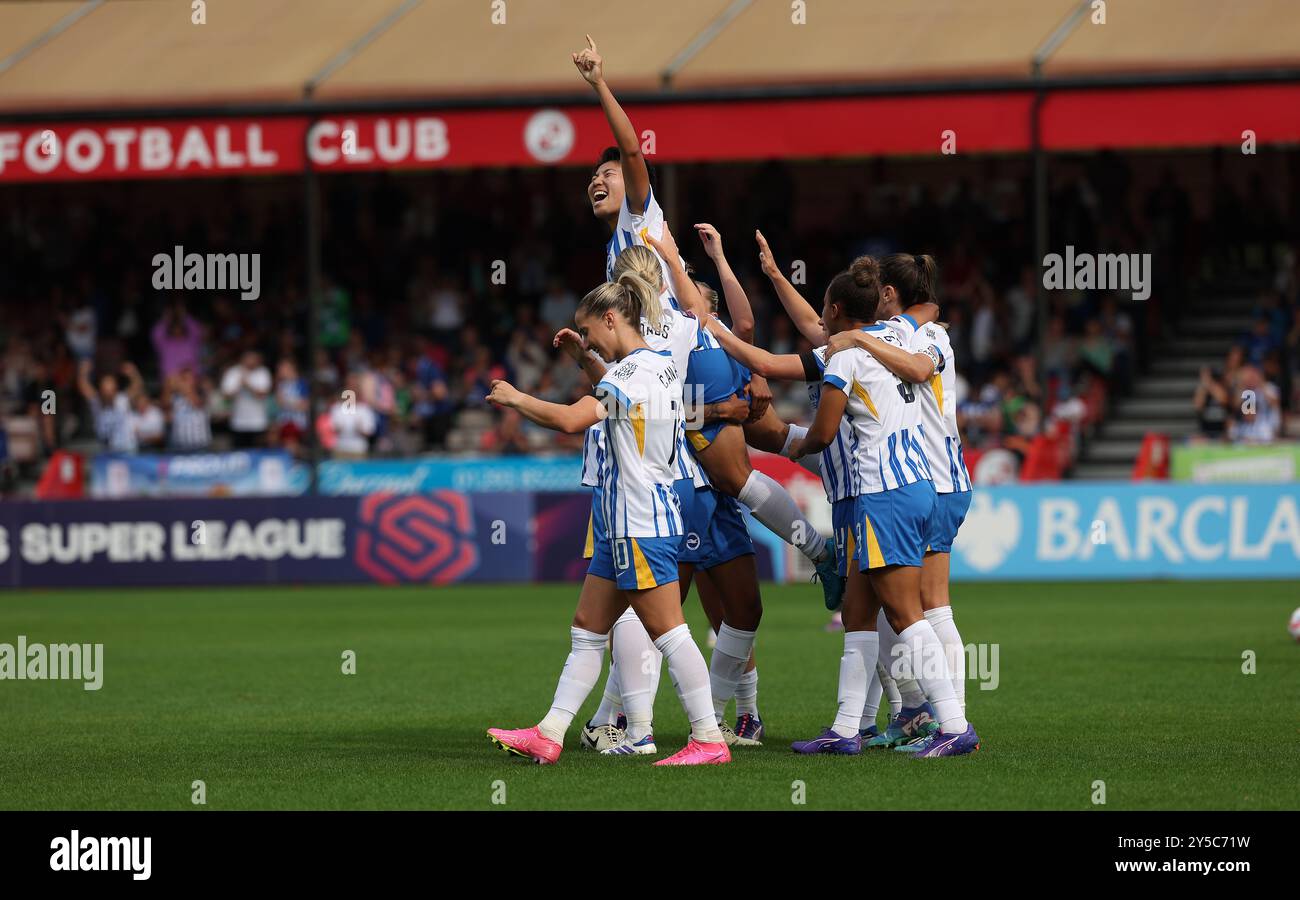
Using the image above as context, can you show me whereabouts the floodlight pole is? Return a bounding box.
[1028,0,1090,393]
[1031,67,1048,380]
[303,123,322,495]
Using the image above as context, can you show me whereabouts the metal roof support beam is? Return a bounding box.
[304,0,424,99]
[660,0,754,90]
[0,0,105,79]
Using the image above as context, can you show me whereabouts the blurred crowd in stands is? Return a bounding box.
[1,147,1297,484]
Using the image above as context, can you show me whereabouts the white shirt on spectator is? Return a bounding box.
[132,404,166,445]
[1233,382,1281,444]
[221,365,272,432]
[329,401,377,456]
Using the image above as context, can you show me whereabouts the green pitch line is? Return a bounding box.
[0,581,1295,810]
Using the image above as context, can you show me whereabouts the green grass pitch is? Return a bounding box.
[1,580,1296,810]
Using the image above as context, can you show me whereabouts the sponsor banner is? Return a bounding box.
[950,482,1300,580]
[4,483,1292,587]
[6,83,1300,182]
[91,451,310,498]
[0,117,305,182]
[0,492,529,588]
[317,457,581,495]
[531,491,778,583]
[1170,444,1300,483]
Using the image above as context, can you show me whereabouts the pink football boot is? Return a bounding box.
[653,737,731,766]
[487,726,563,765]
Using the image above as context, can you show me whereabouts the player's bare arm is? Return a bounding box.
[643,226,709,317]
[702,316,804,381]
[797,387,847,457]
[744,374,773,423]
[554,328,608,386]
[696,223,755,340]
[487,380,604,434]
[757,230,823,344]
[702,396,751,425]
[573,35,649,214]
[827,331,935,383]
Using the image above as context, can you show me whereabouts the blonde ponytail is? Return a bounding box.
[612,244,666,331]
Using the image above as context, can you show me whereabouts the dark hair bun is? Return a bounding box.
[849,255,880,287]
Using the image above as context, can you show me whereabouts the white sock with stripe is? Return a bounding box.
[880,661,903,716]
[538,627,608,744]
[861,659,883,732]
[832,631,878,738]
[923,606,967,715]
[612,608,659,741]
[709,623,756,719]
[654,623,724,744]
[735,668,759,717]
[895,620,968,735]
[737,470,827,563]
[879,608,927,708]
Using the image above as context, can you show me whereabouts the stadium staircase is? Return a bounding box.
[1071,280,1262,479]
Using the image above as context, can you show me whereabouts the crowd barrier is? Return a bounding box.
[2,481,1295,588]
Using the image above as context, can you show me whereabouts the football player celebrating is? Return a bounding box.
[574,35,843,611]
[486,273,730,767]
[826,254,974,750]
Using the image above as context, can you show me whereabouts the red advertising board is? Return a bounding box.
[2,82,1297,182]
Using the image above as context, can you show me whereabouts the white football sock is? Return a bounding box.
[781,423,807,457]
[592,661,622,725]
[612,608,659,741]
[737,470,827,563]
[709,623,756,719]
[896,620,968,735]
[879,661,903,716]
[735,668,759,717]
[878,608,926,708]
[861,661,883,732]
[832,631,878,738]
[537,627,608,744]
[654,623,724,744]
[924,606,966,715]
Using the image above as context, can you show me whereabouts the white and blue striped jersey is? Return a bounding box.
[594,347,685,540]
[805,346,858,503]
[880,314,971,493]
[604,187,686,293]
[581,303,700,487]
[822,325,934,496]
[91,394,137,453]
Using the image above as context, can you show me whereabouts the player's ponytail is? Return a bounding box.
[880,252,940,306]
[612,245,665,331]
[578,275,649,329]
[826,255,881,322]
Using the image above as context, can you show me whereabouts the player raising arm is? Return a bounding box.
[486,273,730,767]
[573,35,679,286]
[643,225,845,611]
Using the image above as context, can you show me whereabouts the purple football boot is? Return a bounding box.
[791,727,861,755]
[911,723,980,758]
